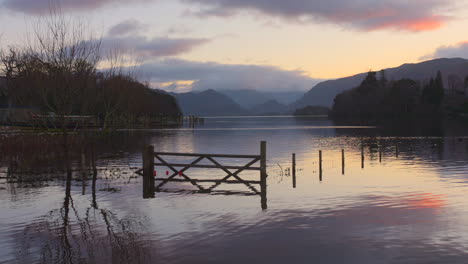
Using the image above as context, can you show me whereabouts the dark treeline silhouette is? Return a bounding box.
[0,49,181,128]
[331,70,468,119]
[0,12,181,129]
[294,105,330,116]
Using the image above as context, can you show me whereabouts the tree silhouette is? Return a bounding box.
[330,71,454,118]
[422,71,444,107]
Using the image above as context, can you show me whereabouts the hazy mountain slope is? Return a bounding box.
[293,58,468,108]
[221,90,271,109]
[221,89,304,108]
[172,89,246,116]
[250,100,287,115]
[293,74,366,108]
[265,91,304,105]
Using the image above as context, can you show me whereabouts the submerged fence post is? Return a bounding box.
[260,141,267,210]
[143,145,155,198]
[361,145,365,169]
[319,150,323,181]
[341,149,345,175]
[379,146,382,163]
[292,153,296,188]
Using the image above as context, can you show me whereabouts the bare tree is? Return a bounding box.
[26,4,101,129]
[96,48,143,129]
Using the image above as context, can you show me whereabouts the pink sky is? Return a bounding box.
[1,0,468,91]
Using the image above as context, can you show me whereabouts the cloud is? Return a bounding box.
[132,59,321,92]
[108,19,148,36]
[98,20,209,61]
[2,0,153,14]
[166,25,193,35]
[100,36,210,61]
[421,41,468,60]
[183,0,453,32]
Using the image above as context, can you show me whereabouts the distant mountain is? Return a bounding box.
[293,58,468,108]
[172,89,247,116]
[221,89,304,108]
[250,99,287,115]
[220,90,271,109]
[265,91,304,105]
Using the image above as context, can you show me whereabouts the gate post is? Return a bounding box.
[292,153,296,188]
[260,141,267,210]
[143,145,155,198]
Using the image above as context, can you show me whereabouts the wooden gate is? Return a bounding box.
[141,141,267,209]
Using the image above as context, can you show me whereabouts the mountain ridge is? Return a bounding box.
[292,58,468,108]
[171,89,247,116]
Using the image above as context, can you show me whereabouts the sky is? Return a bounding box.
[1,0,468,92]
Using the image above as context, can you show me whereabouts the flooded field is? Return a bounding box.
[2,116,468,263]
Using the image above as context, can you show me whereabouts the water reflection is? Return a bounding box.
[2,117,468,263]
[14,174,155,264]
[154,193,462,264]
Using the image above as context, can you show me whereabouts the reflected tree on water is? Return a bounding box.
[16,171,156,264]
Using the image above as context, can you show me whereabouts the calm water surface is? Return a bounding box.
[2,116,468,263]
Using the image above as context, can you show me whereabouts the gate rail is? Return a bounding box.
[141,141,268,209]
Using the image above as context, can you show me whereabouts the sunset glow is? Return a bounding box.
[0,0,467,90]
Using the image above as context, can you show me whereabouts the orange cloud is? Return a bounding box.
[403,17,445,32]
[186,0,454,32]
[368,16,447,32]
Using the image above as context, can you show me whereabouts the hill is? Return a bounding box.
[221,89,304,109]
[250,100,287,115]
[293,58,468,108]
[330,69,468,119]
[172,89,247,116]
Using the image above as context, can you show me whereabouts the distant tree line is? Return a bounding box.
[331,70,468,119]
[0,12,181,129]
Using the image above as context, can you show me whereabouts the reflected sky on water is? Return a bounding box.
[2,117,468,263]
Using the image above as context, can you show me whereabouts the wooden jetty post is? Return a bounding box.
[260,141,268,210]
[319,150,323,181]
[341,149,345,175]
[292,153,296,188]
[143,145,155,198]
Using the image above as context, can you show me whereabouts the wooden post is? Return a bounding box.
[260,141,267,210]
[292,153,296,188]
[396,144,399,158]
[361,145,365,169]
[379,146,382,163]
[319,150,323,182]
[341,149,345,175]
[143,145,155,198]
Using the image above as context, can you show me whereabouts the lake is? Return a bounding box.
[2,116,468,263]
